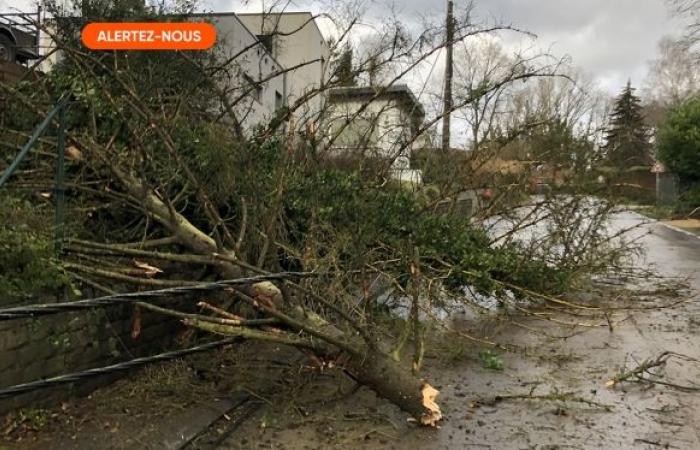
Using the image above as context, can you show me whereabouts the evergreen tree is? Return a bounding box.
[604,81,653,167]
[336,45,357,86]
[657,96,700,184]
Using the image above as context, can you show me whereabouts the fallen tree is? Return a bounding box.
[0,0,636,425]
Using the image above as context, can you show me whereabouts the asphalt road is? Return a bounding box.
[221,210,700,450]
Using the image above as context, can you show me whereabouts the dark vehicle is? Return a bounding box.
[0,10,41,64]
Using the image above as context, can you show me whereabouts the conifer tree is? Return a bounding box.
[604,81,653,167]
[336,45,357,86]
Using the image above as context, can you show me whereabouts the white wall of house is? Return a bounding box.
[206,13,286,130]
[236,12,329,125]
[325,93,424,170]
[38,14,286,133]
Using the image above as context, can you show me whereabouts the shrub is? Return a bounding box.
[657,97,700,185]
[0,197,69,298]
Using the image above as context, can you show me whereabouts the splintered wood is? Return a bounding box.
[420,383,442,426]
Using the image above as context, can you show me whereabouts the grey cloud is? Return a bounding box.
[203,0,685,94]
[471,0,685,93]
[2,0,687,94]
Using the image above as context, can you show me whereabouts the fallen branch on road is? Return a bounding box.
[606,351,700,392]
[470,390,612,411]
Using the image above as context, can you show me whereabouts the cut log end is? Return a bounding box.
[419,383,442,426]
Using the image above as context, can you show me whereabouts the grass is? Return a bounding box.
[478,350,504,371]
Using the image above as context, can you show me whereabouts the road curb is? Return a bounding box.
[657,221,700,241]
[627,210,700,241]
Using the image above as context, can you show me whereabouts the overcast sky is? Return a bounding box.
[475,0,687,94]
[204,0,688,95]
[2,0,688,95]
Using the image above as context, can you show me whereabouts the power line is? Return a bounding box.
[0,338,238,399]
[0,272,312,321]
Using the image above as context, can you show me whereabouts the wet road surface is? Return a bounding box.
[222,211,700,450]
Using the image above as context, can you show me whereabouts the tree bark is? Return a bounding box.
[342,347,441,426]
[240,293,443,425]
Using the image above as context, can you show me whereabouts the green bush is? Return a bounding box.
[0,197,69,298]
[284,169,571,296]
[658,97,700,184]
[675,185,700,216]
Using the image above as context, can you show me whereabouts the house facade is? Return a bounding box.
[236,12,330,125]
[38,12,286,132]
[201,13,286,129]
[34,7,427,170]
[325,84,425,183]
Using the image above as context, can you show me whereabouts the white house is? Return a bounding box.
[38,12,286,132]
[325,84,425,184]
[236,12,330,125]
[198,13,286,130]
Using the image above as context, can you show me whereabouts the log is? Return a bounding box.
[163,281,443,426]
[189,307,442,426]
[243,292,442,426]
[341,346,442,426]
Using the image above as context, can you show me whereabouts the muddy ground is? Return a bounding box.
[2,213,699,450]
[0,342,306,449]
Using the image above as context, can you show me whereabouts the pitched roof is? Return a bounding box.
[328,84,425,118]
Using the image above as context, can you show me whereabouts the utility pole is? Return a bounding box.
[441,0,454,154]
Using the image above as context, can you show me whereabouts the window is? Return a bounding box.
[256,34,273,54]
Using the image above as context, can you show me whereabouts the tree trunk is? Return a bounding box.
[342,347,441,426]
[188,311,442,425]
[285,305,442,426]
[109,163,442,425]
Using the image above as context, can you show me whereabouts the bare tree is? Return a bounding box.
[643,36,700,111]
[453,37,513,152]
[668,0,700,54]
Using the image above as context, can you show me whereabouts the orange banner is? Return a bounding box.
[81,22,216,50]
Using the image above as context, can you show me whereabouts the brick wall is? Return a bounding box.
[0,288,191,413]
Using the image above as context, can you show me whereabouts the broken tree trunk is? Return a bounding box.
[105,162,442,425]
[341,346,442,426]
[186,287,443,426]
[284,300,441,425]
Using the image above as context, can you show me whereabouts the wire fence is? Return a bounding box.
[0,271,308,400]
[0,272,312,321]
[0,338,238,399]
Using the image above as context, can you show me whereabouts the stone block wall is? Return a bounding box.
[0,289,191,413]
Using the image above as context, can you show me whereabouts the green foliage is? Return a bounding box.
[0,197,69,298]
[334,45,357,87]
[604,82,653,167]
[657,96,700,185]
[505,117,593,168]
[284,169,572,295]
[675,185,700,214]
[478,349,504,371]
[4,0,577,305]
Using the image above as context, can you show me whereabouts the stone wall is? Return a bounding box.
[0,289,190,413]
